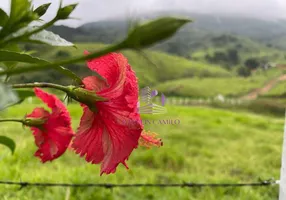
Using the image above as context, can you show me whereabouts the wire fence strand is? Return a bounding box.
[0,179,279,189]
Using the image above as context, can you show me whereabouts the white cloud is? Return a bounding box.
[0,0,286,27]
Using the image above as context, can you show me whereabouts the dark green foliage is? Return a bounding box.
[227,49,240,65]
[206,51,228,64]
[245,58,260,70]
[211,35,238,46]
[237,66,251,77]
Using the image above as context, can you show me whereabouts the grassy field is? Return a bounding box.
[155,69,282,98]
[0,102,283,200]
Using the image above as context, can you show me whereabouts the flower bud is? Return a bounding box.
[23,117,46,128]
[34,3,51,18]
[123,17,192,49]
[56,4,78,20]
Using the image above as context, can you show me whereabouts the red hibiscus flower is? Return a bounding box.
[26,88,74,163]
[72,52,143,175]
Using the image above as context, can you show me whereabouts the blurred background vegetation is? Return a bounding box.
[12,11,286,117]
[2,9,286,200]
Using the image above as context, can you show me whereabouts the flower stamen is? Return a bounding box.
[139,131,163,148]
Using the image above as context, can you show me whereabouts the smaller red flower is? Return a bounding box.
[26,88,74,163]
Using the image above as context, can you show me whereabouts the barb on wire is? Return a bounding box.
[0,179,279,189]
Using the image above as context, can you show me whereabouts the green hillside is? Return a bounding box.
[190,34,285,69]
[155,69,282,98]
[16,43,231,86]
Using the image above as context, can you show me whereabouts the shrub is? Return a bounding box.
[244,58,260,70]
[237,66,251,77]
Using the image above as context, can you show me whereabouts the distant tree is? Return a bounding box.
[164,39,189,57]
[212,51,228,63]
[244,58,260,70]
[205,50,239,69]
[237,66,251,77]
[211,34,238,46]
[227,49,240,65]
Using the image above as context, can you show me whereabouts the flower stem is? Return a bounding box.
[12,82,70,93]
[0,119,24,123]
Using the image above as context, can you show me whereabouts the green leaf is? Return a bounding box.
[14,89,35,100]
[9,0,31,24]
[0,43,121,83]
[0,136,16,154]
[124,17,192,49]
[1,44,21,69]
[34,3,51,18]
[0,89,33,108]
[0,83,19,111]
[0,50,81,84]
[29,29,74,46]
[0,50,49,63]
[0,8,8,27]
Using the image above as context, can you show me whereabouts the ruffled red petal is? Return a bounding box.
[85,51,127,99]
[72,104,142,175]
[72,106,105,164]
[82,76,108,92]
[26,107,49,119]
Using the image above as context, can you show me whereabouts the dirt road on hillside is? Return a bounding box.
[241,74,286,100]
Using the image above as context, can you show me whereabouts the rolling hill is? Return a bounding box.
[14,43,231,86]
[48,11,286,52]
[154,69,283,98]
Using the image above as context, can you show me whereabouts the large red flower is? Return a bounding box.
[26,88,74,163]
[72,52,143,175]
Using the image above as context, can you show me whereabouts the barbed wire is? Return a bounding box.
[0,179,279,189]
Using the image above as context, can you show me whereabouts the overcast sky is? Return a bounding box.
[1,0,286,27]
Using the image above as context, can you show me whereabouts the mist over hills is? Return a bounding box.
[49,11,286,45]
[20,11,286,94]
